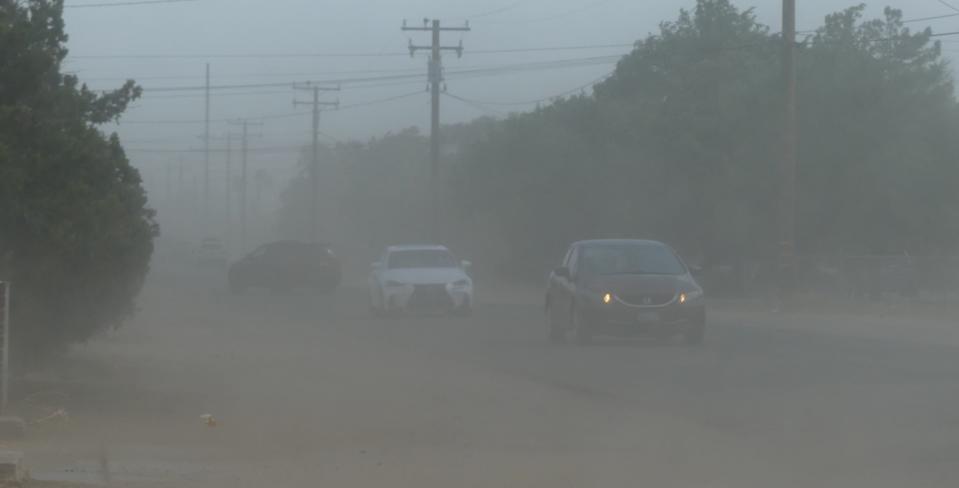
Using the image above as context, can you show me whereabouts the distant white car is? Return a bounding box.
[369,245,473,316]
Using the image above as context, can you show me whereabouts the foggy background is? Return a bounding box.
[60,0,959,265]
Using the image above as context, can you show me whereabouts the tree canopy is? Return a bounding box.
[0,0,156,360]
[279,0,959,280]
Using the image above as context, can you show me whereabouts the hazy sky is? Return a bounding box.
[61,0,959,175]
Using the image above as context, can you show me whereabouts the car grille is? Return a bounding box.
[408,284,453,310]
[618,292,675,307]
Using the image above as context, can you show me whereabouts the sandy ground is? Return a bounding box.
[5,262,959,487]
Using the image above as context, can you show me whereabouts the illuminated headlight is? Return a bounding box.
[602,292,612,305]
[679,289,704,304]
[385,280,405,287]
[449,279,471,289]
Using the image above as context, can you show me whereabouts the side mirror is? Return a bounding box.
[371,261,381,270]
[461,260,472,269]
[689,265,704,278]
[553,266,571,279]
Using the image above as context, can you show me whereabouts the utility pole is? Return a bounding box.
[293,83,339,242]
[780,0,798,296]
[225,133,233,234]
[228,120,263,253]
[402,18,469,241]
[204,63,211,224]
[165,162,172,207]
[206,132,238,248]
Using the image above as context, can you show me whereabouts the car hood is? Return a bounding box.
[582,273,698,294]
[382,268,468,285]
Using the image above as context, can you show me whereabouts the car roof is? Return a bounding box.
[386,244,450,252]
[573,239,667,247]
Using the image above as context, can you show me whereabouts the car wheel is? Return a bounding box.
[684,311,706,346]
[546,300,566,344]
[572,305,593,346]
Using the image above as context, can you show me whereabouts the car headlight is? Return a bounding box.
[679,289,704,304]
[450,279,471,289]
[385,280,405,287]
[602,292,612,305]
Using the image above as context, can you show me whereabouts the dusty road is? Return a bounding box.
[13,263,959,487]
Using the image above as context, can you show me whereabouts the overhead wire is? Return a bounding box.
[67,42,635,60]
[481,0,615,25]
[118,89,426,124]
[938,0,959,13]
[65,0,196,7]
[446,71,614,108]
[90,54,623,94]
[463,1,526,20]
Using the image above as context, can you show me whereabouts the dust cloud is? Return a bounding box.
[5,1,959,488]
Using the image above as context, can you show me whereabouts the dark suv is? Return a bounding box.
[228,241,341,294]
[545,239,705,345]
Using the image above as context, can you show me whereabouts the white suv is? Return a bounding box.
[369,245,473,316]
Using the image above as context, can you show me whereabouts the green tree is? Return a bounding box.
[277,0,959,282]
[455,0,959,278]
[798,5,959,254]
[0,0,156,361]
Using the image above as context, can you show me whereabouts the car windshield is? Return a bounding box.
[388,249,457,269]
[579,243,686,276]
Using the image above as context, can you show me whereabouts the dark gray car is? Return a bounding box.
[545,239,706,345]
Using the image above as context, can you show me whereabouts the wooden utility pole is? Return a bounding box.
[402,18,470,240]
[225,133,232,234]
[204,63,211,223]
[780,0,798,293]
[0,281,10,414]
[293,83,339,242]
[228,120,263,253]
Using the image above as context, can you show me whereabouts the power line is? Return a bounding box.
[67,42,633,60]
[119,89,426,124]
[446,71,614,107]
[442,93,505,117]
[938,0,959,14]
[902,12,959,24]
[79,66,426,82]
[471,43,632,54]
[126,145,302,154]
[124,54,620,94]
[337,90,424,110]
[78,51,628,85]
[135,79,428,100]
[118,111,311,125]
[65,0,197,8]
[464,1,526,20]
[482,0,614,25]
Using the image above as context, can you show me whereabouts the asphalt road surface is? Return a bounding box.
[16,263,959,488]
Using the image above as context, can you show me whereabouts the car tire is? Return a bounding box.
[546,300,566,344]
[684,311,706,346]
[572,305,593,346]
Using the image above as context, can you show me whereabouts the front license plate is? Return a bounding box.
[637,311,660,323]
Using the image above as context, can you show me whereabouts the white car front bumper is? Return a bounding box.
[382,282,472,311]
